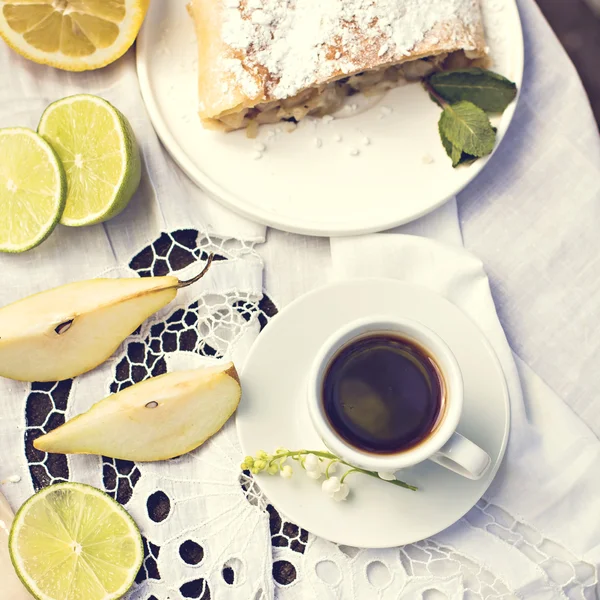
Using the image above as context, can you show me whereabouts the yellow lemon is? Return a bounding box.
[0,0,150,71]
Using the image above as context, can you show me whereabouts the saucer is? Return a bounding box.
[236,279,510,548]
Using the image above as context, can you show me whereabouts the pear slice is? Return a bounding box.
[34,363,241,461]
[0,256,213,382]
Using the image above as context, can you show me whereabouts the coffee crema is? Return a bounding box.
[322,333,445,454]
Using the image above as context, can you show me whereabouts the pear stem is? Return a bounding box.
[178,254,214,289]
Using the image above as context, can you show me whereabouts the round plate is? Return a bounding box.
[237,280,510,547]
[136,0,524,237]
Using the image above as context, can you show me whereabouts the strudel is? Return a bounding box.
[189,0,487,132]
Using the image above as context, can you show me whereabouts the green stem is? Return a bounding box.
[266,450,417,492]
[349,467,418,491]
[340,468,359,484]
[325,459,338,478]
[421,78,448,108]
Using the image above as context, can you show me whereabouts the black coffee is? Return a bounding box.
[322,334,444,454]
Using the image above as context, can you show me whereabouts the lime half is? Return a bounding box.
[0,127,66,253]
[9,482,143,600]
[38,94,142,227]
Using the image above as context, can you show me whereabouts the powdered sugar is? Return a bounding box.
[220,0,484,101]
[221,57,260,98]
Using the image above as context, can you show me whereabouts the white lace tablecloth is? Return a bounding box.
[0,0,599,598]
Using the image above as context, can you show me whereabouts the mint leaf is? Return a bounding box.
[427,68,517,113]
[439,101,496,158]
[439,128,477,167]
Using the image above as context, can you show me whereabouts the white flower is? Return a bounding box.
[322,476,341,496]
[306,467,323,479]
[378,471,396,481]
[280,465,293,478]
[304,455,324,479]
[321,476,350,502]
[333,483,350,501]
[303,454,320,471]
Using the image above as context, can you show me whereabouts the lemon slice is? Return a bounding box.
[38,94,142,227]
[0,127,66,253]
[0,0,149,71]
[9,482,143,600]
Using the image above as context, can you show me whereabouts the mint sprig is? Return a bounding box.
[427,68,517,113]
[423,68,518,168]
[440,128,477,168]
[439,101,496,157]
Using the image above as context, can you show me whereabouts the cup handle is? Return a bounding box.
[429,432,491,480]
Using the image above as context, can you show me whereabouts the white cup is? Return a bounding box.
[307,316,491,480]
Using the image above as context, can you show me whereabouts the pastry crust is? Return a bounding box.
[189,0,487,131]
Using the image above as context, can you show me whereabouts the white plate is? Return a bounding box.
[236,280,510,548]
[136,0,524,236]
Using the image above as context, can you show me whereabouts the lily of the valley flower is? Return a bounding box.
[321,476,350,502]
[240,449,417,502]
[303,454,324,479]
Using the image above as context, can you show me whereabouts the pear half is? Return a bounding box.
[34,363,241,461]
[0,256,212,382]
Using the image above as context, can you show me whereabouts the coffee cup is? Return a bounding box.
[306,316,491,480]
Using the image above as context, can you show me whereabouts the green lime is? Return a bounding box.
[9,482,143,600]
[0,127,66,253]
[38,94,141,227]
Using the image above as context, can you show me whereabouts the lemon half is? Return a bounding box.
[0,0,150,71]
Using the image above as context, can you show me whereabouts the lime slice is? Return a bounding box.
[38,94,142,227]
[9,482,143,600]
[0,127,66,253]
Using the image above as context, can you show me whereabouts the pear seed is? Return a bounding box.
[145,401,159,409]
[55,320,74,335]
